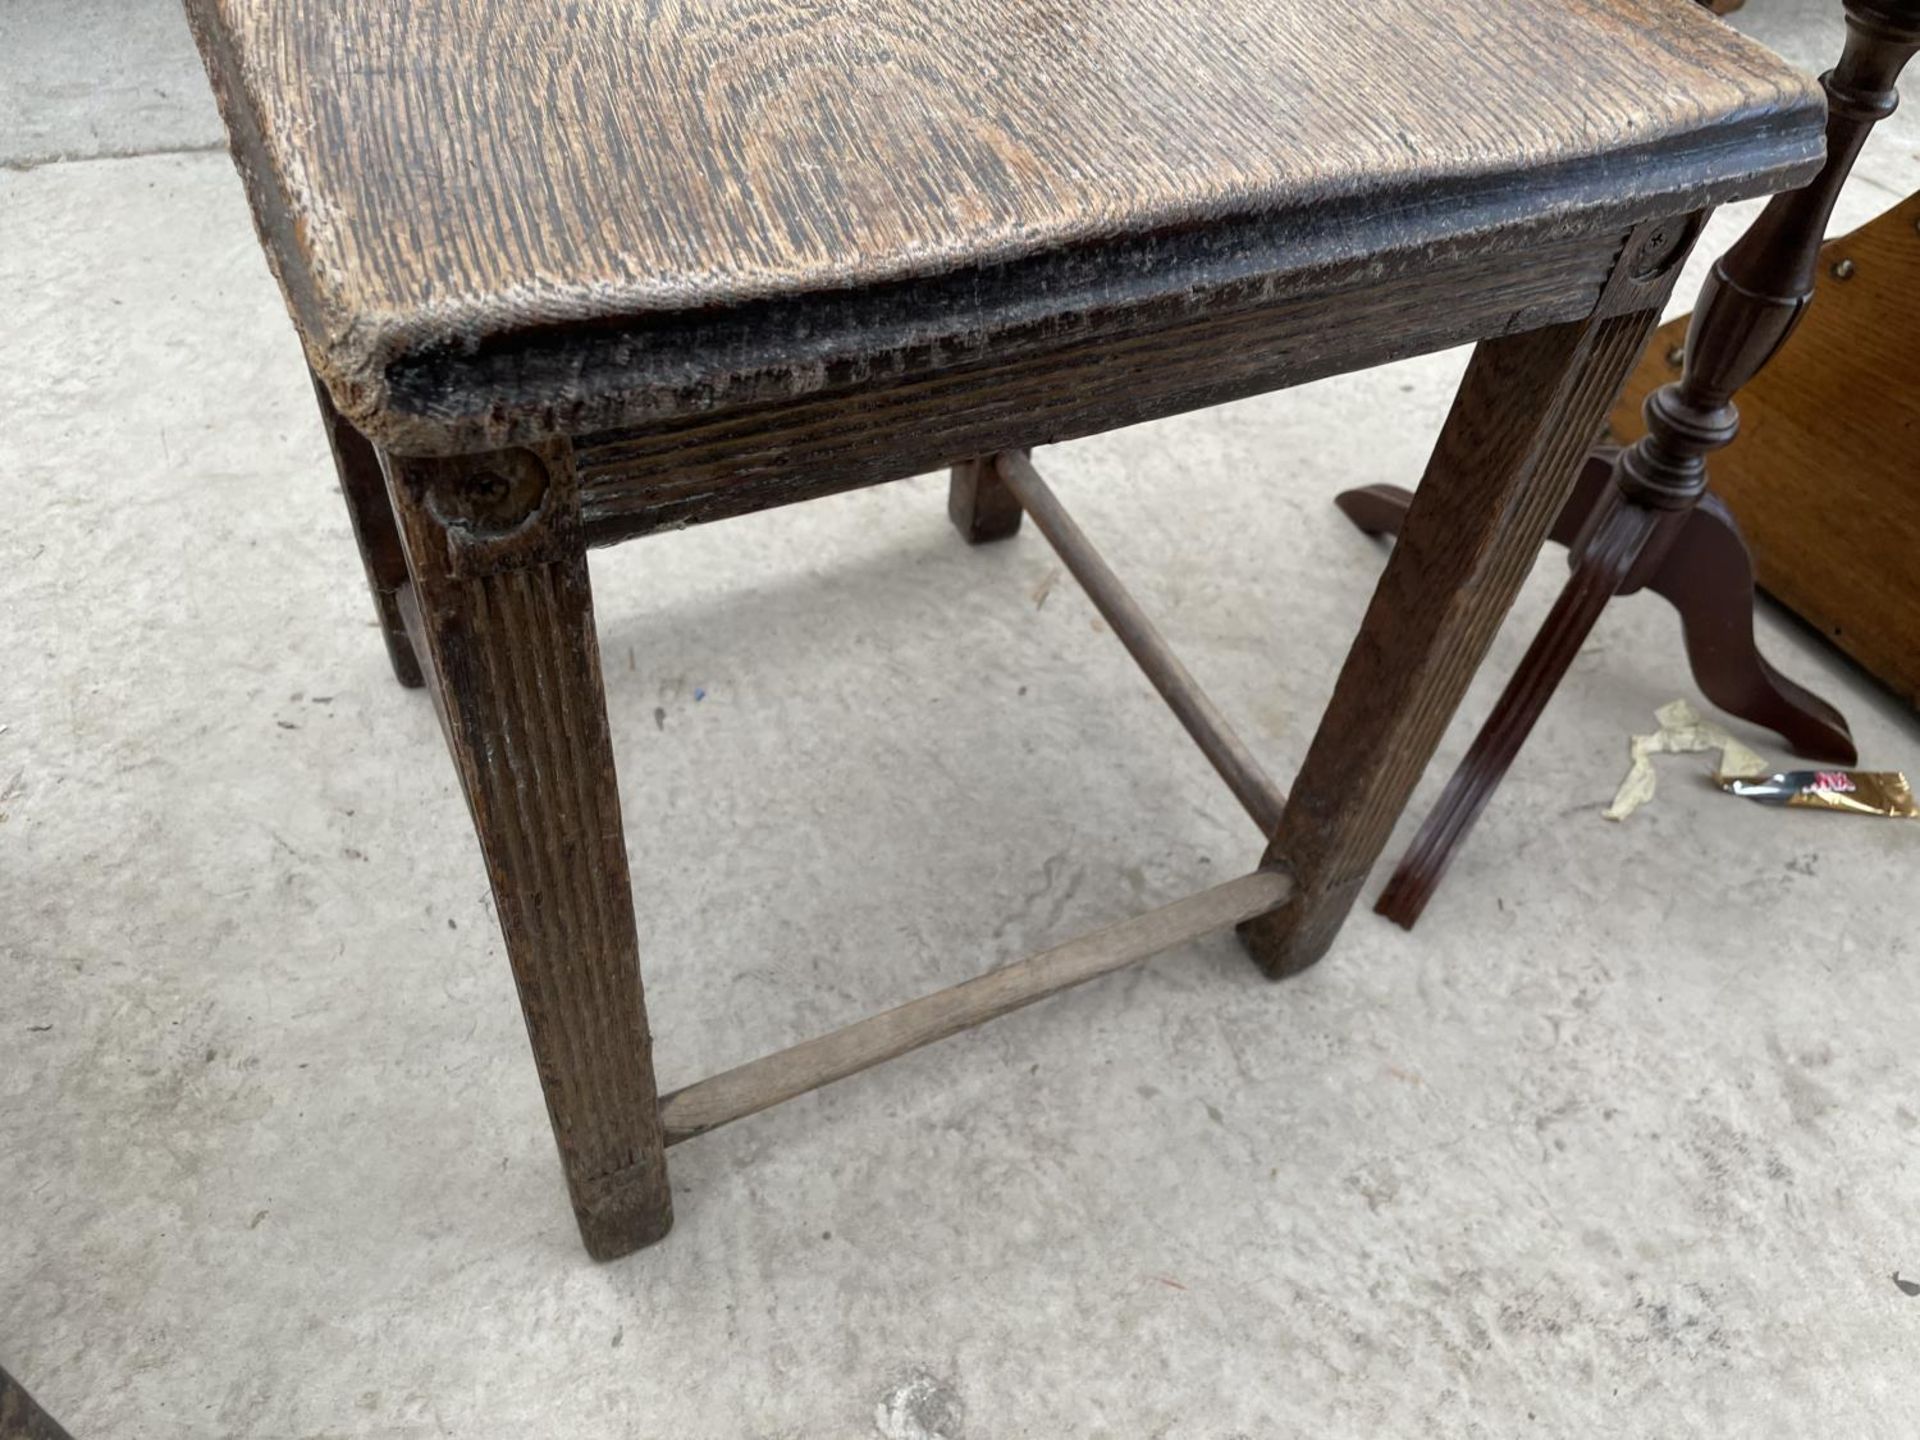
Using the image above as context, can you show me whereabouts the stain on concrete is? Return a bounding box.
[874,1371,964,1440]
[991,850,1082,942]
[1344,1162,1400,1214]
[1767,1033,1839,1129]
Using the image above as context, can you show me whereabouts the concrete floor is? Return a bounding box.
[4,2,1919,1435]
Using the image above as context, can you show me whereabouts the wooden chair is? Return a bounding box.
[186,0,1824,1258]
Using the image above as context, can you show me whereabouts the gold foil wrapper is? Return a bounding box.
[1717,770,1918,819]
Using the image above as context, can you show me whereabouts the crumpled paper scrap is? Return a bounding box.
[1603,699,1770,821]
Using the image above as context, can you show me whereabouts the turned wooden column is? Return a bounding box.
[1615,0,1920,530]
[1358,0,1920,930]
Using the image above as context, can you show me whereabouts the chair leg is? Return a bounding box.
[0,1364,75,1440]
[383,441,672,1260]
[1243,299,1674,977]
[1372,491,1661,929]
[1646,493,1856,762]
[309,371,424,688]
[947,456,1024,543]
[1338,447,1853,927]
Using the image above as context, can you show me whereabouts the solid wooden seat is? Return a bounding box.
[191,0,1820,453]
[189,0,1826,1259]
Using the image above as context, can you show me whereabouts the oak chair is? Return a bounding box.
[187,0,1824,1258]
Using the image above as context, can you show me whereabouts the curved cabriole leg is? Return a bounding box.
[1339,431,1620,550]
[1332,483,1415,538]
[1648,495,1857,761]
[384,442,672,1259]
[310,371,425,689]
[1350,0,1918,926]
[1600,0,1917,746]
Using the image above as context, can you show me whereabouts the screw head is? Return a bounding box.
[1627,217,1699,281]
[1831,258,1857,280]
[1665,343,1686,367]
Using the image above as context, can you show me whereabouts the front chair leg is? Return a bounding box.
[1244,233,1687,975]
[382,441,672,1259]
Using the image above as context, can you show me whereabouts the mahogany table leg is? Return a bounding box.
[1648,494,1857,762]
[309,371,424,689]
[1341,451,1854,758]
[1335,0,1916,926]
[947,455,1024,543]
[1243,251,1684,977]
[383,442,673,1259]
[1342,446,1854,928]
[1373,493,1666,929]
[1331,483,1415,539]
[1338,451,1615,548]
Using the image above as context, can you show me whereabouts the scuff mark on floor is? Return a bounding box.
[874,1370,964,1440]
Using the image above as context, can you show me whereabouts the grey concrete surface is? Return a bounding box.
[0,0,222,167]
[4,3,1919,1436]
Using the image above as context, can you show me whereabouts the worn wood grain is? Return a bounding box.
[186,0,1823,450]
[180,0,1838,1254]
[383,443,672,1259]
[1243,277,1679,976]
[659,869,1294,1145]
[573,230,1627,542]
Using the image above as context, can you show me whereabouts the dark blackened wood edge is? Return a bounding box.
[185,0,1822,458]
[374,116,1822,451]
[573,229,1620,542]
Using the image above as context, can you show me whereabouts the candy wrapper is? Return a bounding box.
[1717,769,1918,819]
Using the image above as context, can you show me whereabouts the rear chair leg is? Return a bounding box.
[947,455,1024,543]
[382,439,673,1259]
[309,371,424,688]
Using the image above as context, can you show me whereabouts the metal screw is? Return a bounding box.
[1666,344,1685,367]
[1831,258,1857,280]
